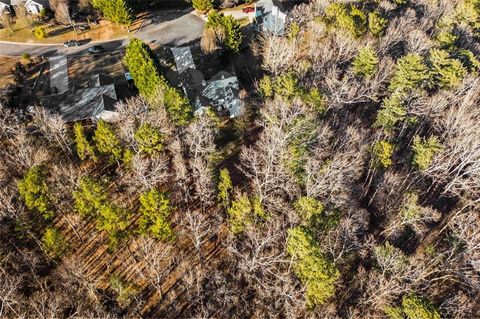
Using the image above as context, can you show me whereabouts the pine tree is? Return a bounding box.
[134,123,164,155]
[192,0,213,13]
[93,120,123,162]
[92,0,134,26]
[325,3,367,38]
[389,54,429,92]
[227,194,252,234]
[217,168,233,208]
[206,12,243,53]
[124,38,192,125]
[427,48,466,89]
[412,135,442,170]
[97,204,131,247]
[73,176,108,217]
[273,72,300,99]
[18,166,53,219]
[368,11,388,36]
[352,47,378,78]
[287,226,340,307]
[258,75,273,98]
[138,189,174,241]
[374,91,407,129]
[124,38,162,100]
[371,140,395,169]
[401,294,441,319]
[74,122,97,161]
[42,227,67,259]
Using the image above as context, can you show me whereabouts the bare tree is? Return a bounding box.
[14,3,32,31]
[54,1,78,34]
[0,11,14,33]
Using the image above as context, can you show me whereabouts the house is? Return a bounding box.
[0,0,12,13]
[11,0,49,14]
[40,74,120,123]
[171,46,244,118]
[254,0,287,35]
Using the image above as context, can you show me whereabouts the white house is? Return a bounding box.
[12,0,49,14]
[0,1,13,13]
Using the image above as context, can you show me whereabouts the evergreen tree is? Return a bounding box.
[402,294,441,319]
[374,91,407,129]
[287,226,340,307]
[454,48,480,72]
[124,38,162,100]
[371,140,395,169]
[94,120,123,162]
[74,122,97,161]
[73,176,108,217]
[368,11,388,36]
[412,135,442,170]
[192,0,213,13]
[138,189,174,241]
[389,54,429,92]
[217,168,233,208]
[18,166,53,219]
[427,49,466,89]
[258,75,273,98]
[227,194,252,234]
[325,3,367,38]
[134,123,164,155]
[206,11,243,53]
[42,227,67,259]
[273,72,300,99]
[91,0,134,26]
[125,38,192,125]
[302,88,326,113]
[352,47,378,78]
[97,204,131,247]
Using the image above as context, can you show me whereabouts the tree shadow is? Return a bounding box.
[47,25,74,37]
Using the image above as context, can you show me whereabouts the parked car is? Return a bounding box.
[242,6,255,13]
[125,72,136,90]
[63,40,80,47]
[88,45,105,54]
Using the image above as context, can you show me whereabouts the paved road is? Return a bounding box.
[0,10,205,57]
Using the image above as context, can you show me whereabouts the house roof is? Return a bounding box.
[40,84,117,122]
[91,74,115,87]
[171,46,196,74]
[0,1,11,6]
[199,71,243,118]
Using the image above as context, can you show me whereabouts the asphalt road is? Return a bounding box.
[0,11,205,57]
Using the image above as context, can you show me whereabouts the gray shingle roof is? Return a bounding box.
[171,46,196,74]
[40,84,117,122]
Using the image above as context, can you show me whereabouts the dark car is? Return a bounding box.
[242,6,255,13]
[88,45,105,54]
[63,40,80,47]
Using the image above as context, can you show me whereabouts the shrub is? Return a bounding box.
[34,27,47,39]
[412,135,442,170]
[352,47,378,78]
[138,189,174,241]
[371,140,395,169]
[134,123,164,155]
[18,166,53,219]
[287,226,340,307]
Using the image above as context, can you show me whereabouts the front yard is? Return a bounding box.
[0,17,143,44]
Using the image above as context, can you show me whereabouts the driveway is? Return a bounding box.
[49,56,68,93]
[0,10,205,57]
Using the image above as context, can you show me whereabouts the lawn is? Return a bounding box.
[0,56,19,87]
[0,17,143,44]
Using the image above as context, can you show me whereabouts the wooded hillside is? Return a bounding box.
[1,0,479,318]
